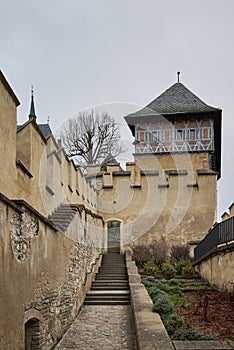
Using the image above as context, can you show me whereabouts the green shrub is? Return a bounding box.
[203,333,218,340]
[141,276,156,287]
[168,278,179,286]
[170,244,191,263]
[143,261,157,277]
[147,275,155,282]
[153,280,169,292]
[182,266,196,279]
[172,328,204,340]
[175,260,191,275]
[152,294,174,315]
[147,285,167,302]
[161,314,183,335]
[161,262,176,279]
[168,285,182,295]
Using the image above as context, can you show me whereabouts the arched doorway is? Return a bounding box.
[107,221,120,253]
[25,318,40,350]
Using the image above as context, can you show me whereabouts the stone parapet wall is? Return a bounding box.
[125,251,174,350]
[195,243,234,293]
[0,193,104,349]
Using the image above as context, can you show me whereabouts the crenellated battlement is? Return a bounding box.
[87,159,218,193]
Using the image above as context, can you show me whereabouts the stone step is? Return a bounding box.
[92,281,129,287]
[99,267,126,270]
[85,295,130,301]
[91,286,129,290]
[97,272,127,275]
[87,290,130,296]
[101,261,125,265]
[53,223,67,232]
[50,210,76,215]
[98,266,127,270]
[95,276,128,280]
[92,279,129,283]
[84,300,131,305]
[84,253,131,306]
[92,279,129,287]
[96,271,128,275]
[102,256,125,260]
[50,214,74,222]
[96,272,128,275]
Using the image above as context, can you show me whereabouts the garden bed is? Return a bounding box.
[141,275,234,341]
[133,242,234,342]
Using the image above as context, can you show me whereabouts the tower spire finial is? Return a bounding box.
[177,71,181,83]
[28,85,37,120]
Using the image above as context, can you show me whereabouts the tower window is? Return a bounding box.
[152,131,158,142]
[190,129,196,140]
[176,129,183,140]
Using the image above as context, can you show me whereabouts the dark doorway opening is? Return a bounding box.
[25,318,40,350]
[107,221,120,253]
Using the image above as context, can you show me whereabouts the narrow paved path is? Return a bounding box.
[55,305,137,350]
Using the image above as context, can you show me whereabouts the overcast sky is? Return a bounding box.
[1,0,233,219]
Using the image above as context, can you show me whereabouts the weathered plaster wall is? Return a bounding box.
[0,74,18,199]
[195,245,234,292]
[0,196,104,349]
[15,121,98,217]
[97,154,217,249]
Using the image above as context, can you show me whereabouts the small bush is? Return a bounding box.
[161,262,176,279]
[172,328,204,340]
[152,294,174,315]
[147,285,167,302]
[182,266,196,279]
[168,278,179,286]
[161,314,183,336]
[168,285,182,295]
[203,333,218,340]
[143,261,157,277]
[132,239,168,266]
[141,276,156,287]
[132,244,150,266]
[175,260,191,275]
[153,280,169,292]
[170,244,191,263]
[148,239,168,265]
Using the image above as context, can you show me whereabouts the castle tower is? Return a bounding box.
[98,75,222,251]
[125,73,222,179]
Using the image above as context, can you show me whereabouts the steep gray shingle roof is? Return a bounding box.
[17,123,52,139]
[125,82,220,121]
[38,124,52,138]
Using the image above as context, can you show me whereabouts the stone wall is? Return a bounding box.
[0,194,104,349]
[195,244,234,293]
[0,71,18,199]
[95,155,217,250]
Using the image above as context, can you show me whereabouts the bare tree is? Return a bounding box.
[60,110,123,166]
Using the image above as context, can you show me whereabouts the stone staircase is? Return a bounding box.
[84,253,131,305]
[49,204,78,232]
